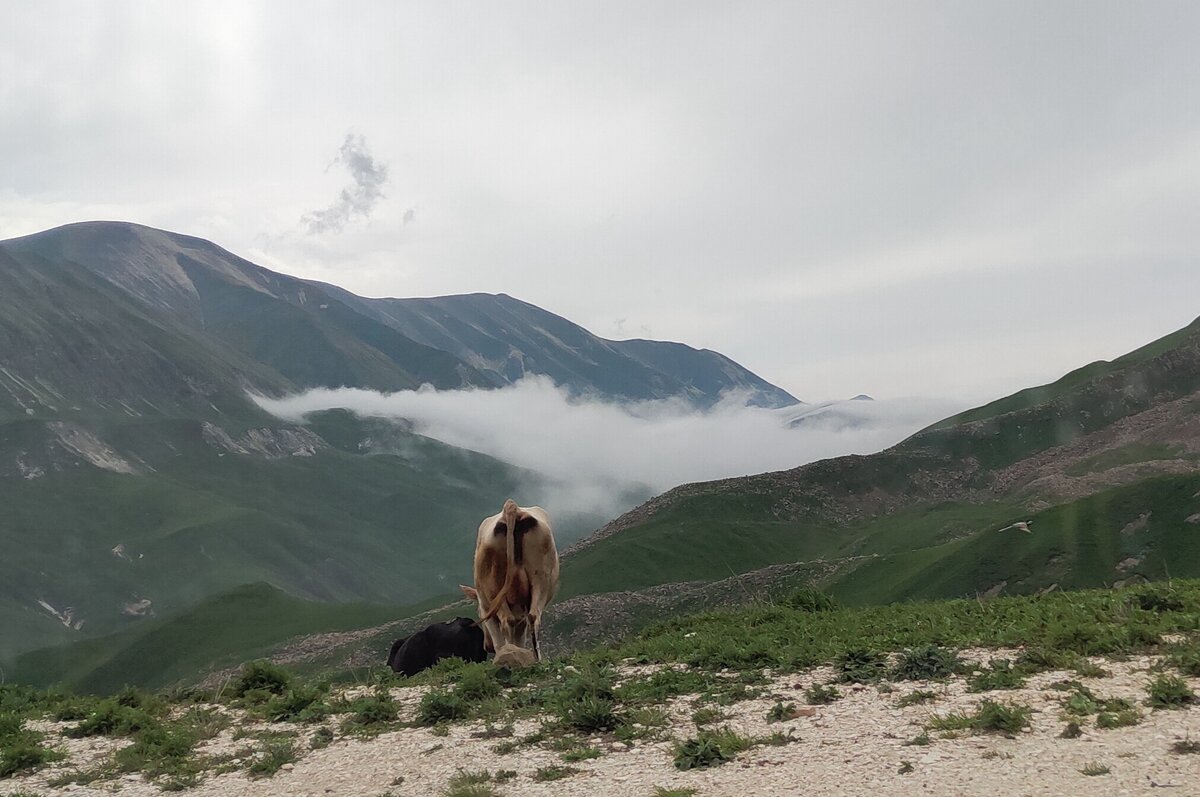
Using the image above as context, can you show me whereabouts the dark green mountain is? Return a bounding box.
[562,314,1200,603]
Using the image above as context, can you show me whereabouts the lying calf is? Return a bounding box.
[386,617,487,676]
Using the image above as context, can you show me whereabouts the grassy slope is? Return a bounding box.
[0,412,536,661]
[828,472,1200,604]
[10,583,404,694]
[929,314,1200,431]
[559,496,1018,601]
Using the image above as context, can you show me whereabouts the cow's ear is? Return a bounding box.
[460,584,479,601]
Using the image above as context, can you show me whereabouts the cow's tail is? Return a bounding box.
[481,499,522,623]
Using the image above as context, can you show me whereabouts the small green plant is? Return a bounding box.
[835,649,888,684]
[1146,675,1196,709]
[1171,738,1200,755]
[974,700,1032,734]
[231,661,294,698]
[0,714,65,778]
[898,760,914,774]
[1073,660,1111,678]
[891,645,961,681]
[930,700,1031,736]
[561,746,602,762]
[1060,721,1083,739]
[263,684,331,723]
[66,699,158,738]
[897,689,938,707]
[247,737,296,779]
[1167,639,1200,677]
[653,788,698,797]
[804,683,841,705]
[766,701,796,723]
[672,727,750,770]
[1096,709,1141,729]
[560,695,618,733]
[417,690,465,726]
[533,765,580,782]
[343,691,401,733]
[455,666,502,702]
[903,732,930,747]
[782,587,837,612]
[1081,762,1110,776]
[691,706,725,725]
[310,726,334,749]
[968,660,1026,692]
[442,768,500,797]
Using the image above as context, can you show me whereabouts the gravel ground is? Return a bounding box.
[9,652,1200,797]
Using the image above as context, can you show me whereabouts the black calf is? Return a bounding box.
[386,617,486,676]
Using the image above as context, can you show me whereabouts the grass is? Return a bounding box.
[929,700,1031,736]
[1081,762,1111,776]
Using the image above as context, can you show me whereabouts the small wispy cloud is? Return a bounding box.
[301,133,389,234]
[253,377,964,521]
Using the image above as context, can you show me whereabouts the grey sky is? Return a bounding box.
[2,1,1199,404]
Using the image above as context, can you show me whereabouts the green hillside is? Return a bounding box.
[9,583,404,694]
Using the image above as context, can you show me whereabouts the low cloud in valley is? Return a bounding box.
[254,378,964,521]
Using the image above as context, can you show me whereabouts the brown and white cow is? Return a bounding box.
[460,499,559,661]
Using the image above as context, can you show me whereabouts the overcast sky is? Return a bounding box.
[3,1,1199,404]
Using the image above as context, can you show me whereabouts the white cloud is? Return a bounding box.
[253,377,964,520]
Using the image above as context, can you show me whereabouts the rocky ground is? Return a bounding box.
[7,650,1200,797]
